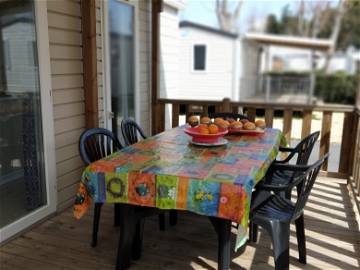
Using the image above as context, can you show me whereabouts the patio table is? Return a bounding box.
[74,126,284,270]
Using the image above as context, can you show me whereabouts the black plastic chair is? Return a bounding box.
[250,155,328,270]
[256,131,320,198]
[209,112,249,121]
[79,128,123,247]
[121,119,147,146]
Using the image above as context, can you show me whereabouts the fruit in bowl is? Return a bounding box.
[200,116,211,125]
[255,119,266,129]
[229,121,243,131]
[188,115,199,127]
[243,122,256,130]
[185,124,228,143]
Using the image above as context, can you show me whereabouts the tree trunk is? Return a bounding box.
[323,0,346,74]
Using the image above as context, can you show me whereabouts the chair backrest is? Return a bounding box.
[209,112,249,121]
[121,119,147,146]
[292,154,328,219]
[79,128,122,165]
[294,131,320,165]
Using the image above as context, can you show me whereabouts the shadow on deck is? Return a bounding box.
[1,177,359,270]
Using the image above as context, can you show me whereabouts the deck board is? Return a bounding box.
[1,177,360,270]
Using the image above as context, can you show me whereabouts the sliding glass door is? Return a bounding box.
[105,0,137,137]
[0,0,55,241]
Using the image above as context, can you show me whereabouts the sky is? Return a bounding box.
[180,0,339,34]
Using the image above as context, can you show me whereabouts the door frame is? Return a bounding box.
[102,0,140,132]
[0,0,57,243]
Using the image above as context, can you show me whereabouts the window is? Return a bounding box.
[193,45,206,71]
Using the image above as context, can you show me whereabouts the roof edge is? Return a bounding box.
[179,21,238,39]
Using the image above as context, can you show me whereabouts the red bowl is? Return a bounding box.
[184,127,228,143]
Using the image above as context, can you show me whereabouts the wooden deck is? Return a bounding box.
[1,177,359,270]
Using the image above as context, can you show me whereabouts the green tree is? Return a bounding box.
[265,15,280,34]
[337,0,360,49]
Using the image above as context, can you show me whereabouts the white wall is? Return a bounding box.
[159,2,181,99]
[178,27,237,100]
[49,0,152,211]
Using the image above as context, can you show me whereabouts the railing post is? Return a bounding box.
[301,110,312,139]
[247,108,256,122]
[265,109,274,128]
[283,110,293,143]
[222,98,231,113]
[153,102,165,134]
[172,103,179,128]
[339,112,355,175]
[319,111,332,170]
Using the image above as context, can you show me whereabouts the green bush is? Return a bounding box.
[315,72,358,105]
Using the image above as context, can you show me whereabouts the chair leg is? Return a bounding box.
[269,222,290,270]
[114,203,121,226]
[249,221,258,243]
[295,214,307,264]
[169,210,178,226]
[158,213,166,231]
[91,202,103,247]
[285,190,292,200]
[132,218,145,260]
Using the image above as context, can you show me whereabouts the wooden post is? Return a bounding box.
[301,110,312,139]
[283,110,293,143]
[81,0,98,128]
[265,109,274,128]
[247,108,256,122]
[222,98,231,113]
[319,111,332,170]
[172,103,179,128]
[151,0,162,135]
[339,112,355,175]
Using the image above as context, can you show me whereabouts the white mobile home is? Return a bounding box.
[177,21,241,101]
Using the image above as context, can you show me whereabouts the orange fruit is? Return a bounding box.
[214,118,224,125]
[199,127,209,134]
[196,124,208,129]
[230,121,242,129]
[208,124,219,134]
[255,119,266,129]
[244,122,256,130]
[200,117,211,124]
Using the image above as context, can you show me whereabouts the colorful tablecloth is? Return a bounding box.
[74,126,284,250]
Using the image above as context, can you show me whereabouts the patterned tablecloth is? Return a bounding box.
[74,126,284,250]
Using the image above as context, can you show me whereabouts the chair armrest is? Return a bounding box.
[258,163,309,192]
[279,147,295,152]
[274,148,298,163]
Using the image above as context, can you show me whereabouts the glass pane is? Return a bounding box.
[108,0,135,137]
[0,0,46,228]
[194,45,206,70]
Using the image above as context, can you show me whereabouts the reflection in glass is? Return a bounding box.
[0,0,46,228]
[108,0,135,137]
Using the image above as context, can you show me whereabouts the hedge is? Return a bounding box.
[315,72,358,105]
[265,71,358,105]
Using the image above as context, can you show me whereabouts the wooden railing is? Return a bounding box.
[350,108,360,194]
[154,98,358,178]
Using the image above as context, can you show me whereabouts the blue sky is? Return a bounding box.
[180,0,339,33]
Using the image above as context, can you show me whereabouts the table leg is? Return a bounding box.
[116,204,136,270]
[169,210,178,226]
[132,217,145,260]
[209,217,232,270]
[114,203,121,226]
